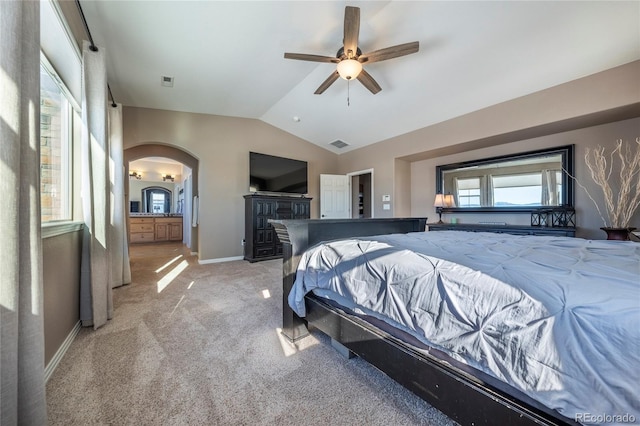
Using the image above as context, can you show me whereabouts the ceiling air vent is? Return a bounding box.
[160,76,174,87]
[330,140,349,149]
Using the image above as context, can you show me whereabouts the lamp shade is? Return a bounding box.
[444,194,456,208]
[434,193,456,208]
[337,59,363,80]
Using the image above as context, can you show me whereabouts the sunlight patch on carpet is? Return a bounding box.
[275,327,319,357]
[155,255,183,273]
[169,295,186,319]
[157,260,188,293]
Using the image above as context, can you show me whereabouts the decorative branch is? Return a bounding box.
[581,138,640,228]
[563,166,608,227]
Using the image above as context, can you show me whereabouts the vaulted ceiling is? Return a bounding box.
[79,1,640,154]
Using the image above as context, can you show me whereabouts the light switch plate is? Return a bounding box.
[382,195,391,202]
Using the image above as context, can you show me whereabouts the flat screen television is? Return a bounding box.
[249,152,308,195]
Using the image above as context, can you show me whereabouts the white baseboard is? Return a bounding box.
[45,321,81,383]
[198,255,243,265]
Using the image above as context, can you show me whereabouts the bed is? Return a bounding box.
[270,218,640,426]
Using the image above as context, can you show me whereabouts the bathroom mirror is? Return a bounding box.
[141,187,172,214]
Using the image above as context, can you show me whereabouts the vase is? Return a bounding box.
[600,227,636,241]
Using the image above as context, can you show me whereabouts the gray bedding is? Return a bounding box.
[289,231,640,424]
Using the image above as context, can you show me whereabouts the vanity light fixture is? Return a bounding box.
[129,171,142,180]
[162,174,175,182]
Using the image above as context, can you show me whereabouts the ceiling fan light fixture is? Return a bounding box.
[337,59,362,80]
[284,6,418,94]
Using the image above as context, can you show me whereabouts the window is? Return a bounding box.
[492,171,563,206]
[492,173,542,206]
[456,177,481,207]
[40,60,73,222]
[152,193,165,213]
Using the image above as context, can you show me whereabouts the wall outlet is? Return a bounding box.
[383,203,390,210]
[382,195,391,202]
[241,239,245,246]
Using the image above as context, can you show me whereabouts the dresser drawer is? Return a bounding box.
[130,223,154,233]
[255,246,275,258]
[130,217,155,224]
[155,217,182,224]
[130,232,155,243]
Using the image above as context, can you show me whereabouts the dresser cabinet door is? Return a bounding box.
[254,200,276,247]
[293,201,310,219]
[169,223,182,240]
[244,195,311,262]
[155,223,169,241]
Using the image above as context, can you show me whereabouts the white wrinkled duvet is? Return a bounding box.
[289,231,640,424]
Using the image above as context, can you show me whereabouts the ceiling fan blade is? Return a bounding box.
[314,71,340,94]
[356,69,381,94]
[343,6,360,58]
[358,41,419,64]
[284,53,340,63]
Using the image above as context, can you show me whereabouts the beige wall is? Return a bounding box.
[43,229,82,366]
[122,108,339,261]
[337,61,640,233]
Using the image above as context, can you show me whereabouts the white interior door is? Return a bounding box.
[320,174,350,219]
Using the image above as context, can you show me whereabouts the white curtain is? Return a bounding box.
[451,177,459,207]
[80,40,113,329]
[0,1,48,424]
[480,176,493,207]
[183,175,192,249]
[541,169,559,206]
[108,104,131,288]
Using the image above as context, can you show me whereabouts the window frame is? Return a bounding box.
[40,53,79,224]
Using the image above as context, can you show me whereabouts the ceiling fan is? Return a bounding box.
[284,6,419,95]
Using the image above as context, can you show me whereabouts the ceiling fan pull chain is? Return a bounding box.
[347,79,351,106]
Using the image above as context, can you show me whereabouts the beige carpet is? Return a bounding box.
[46,242,457,425]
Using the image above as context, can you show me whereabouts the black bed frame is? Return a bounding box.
[270,218,574,426]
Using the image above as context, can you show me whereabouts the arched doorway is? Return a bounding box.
[124,144,199,253]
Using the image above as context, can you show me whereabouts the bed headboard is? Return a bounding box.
[270,218,427,341]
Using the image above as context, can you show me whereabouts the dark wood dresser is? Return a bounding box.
[427,223,576,237]
[244,194,312,262]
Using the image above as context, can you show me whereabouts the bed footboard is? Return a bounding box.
[270,217,427,341]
